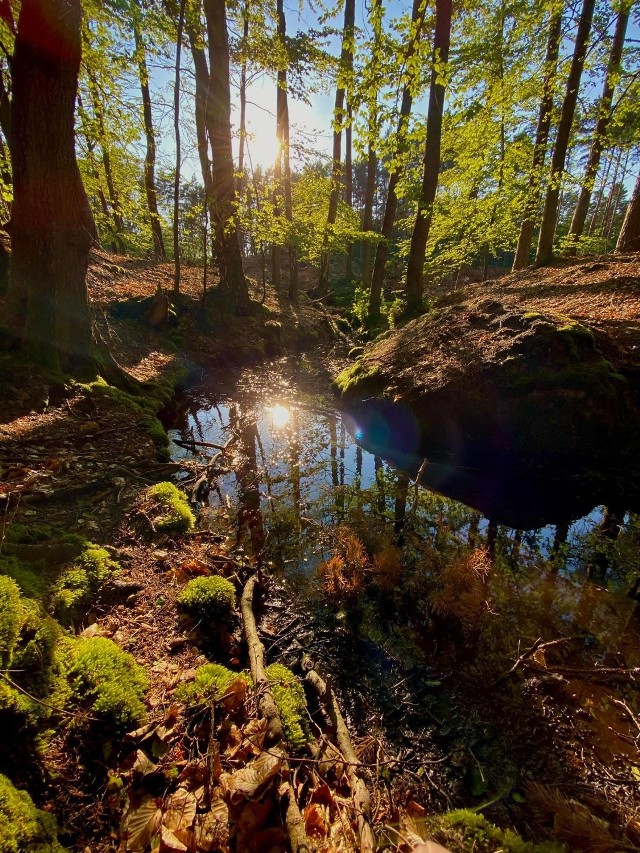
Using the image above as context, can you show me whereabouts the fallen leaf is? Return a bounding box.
[122,796,162,852]
[220,750,283,805]
[194,795,229,852]
[303,802,329,839]
[159,825,187,853]
[132,750,157,778]
[163,787,197,833]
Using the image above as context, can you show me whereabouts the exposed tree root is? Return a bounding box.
[241,573,311,852]
[302,654,375,853]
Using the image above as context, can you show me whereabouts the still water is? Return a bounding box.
[166,355,635,587]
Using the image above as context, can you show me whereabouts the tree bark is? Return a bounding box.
[344,103,353,281]
[3,0,95,370]
[404,0,452,313]
[535,0,595,265]
[615,171,639,252]
[567,2,629,253]
[203,0,250,314]
[512,3,562,271]
[133,17,166,259]
[173,0,186,294]
[368,0,426,319]
[316,0,355,298]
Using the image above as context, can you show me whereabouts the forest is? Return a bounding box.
[0,0,639,851]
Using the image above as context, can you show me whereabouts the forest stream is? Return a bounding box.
[162,351,640,846]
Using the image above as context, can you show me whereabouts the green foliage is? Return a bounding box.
[176,576,236,621]
[146,482,195,535]
[426,809,566,853]
[0,577,23,666]
[0,773,65,853]
[333,359,379,397]
[0,557,46,600]
[50,545,118,626]
[67,637,148,728]
[176,664,252,708]
[266,663,309,750]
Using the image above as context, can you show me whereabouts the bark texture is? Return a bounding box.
[4,0,95,370]
[616,171,640,252]
[404,0,452,312]
[535,0,595,265]
[512,4,562,271]
[567,2,629,252]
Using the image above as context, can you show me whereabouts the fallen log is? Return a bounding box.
[302,654,375,853]
[241,574,311,853]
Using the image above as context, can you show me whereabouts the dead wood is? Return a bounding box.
[302,654,375,853]
[493,635,582,686]
[241,574,311,853]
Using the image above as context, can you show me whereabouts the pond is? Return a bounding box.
[165,353,637,590]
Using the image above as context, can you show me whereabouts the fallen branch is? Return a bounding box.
[302,654,375,853]
[493,635,582,686]
[241,574,311,853]
[173,437,228,452]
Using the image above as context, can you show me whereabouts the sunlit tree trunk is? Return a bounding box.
[3,0,95,370]
[203,0,251,314]
[567,2,629,254]
[316,0,355,298]
[344,103,353,281]
[615,170,640,252]
[405,0,452,313]
[133,19,166,259]
[535,0,595,265]
[512,2,562,271]
[368,0,426,320]
[238,9,249,186]
[361,0,382,289]
[173,0,186,294]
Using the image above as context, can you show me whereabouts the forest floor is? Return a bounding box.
[0,250,639,853]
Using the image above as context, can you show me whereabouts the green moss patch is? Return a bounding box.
[145,482,195,535]
[50,545,118,627]
[66,637,148,728]
[266,663,310,751]
[426,809,565,853]
[176,576,235,621]
[0,773,65,853]
[176,663,251,708]
[0,577,24,666]
[334,358,380,398]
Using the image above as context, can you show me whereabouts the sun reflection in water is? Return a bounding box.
[267,403,291,429]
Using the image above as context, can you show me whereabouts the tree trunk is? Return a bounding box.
[535,0,595,265]
[616,170,640,252]
[404,0,452,313]
[173,0,186,294]
[316,0,355,298]
[3,0,95,370]
[567,2,629,253]
[203,0,251,315]
[361,143,377,288]
[368,0,425,319]
[344,103,353,281]
[512,3,562,271]
[275,0,299,306]
[133,18,166,259]
[238,10,249,187]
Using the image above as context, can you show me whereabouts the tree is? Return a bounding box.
[203,0,250,314]
[173,0,186,294]
[133,10,166,259]
[566,0,630,253]
[404,0,452,313]
[512,1,562,271]
[3,0,95,370]
[535,0,596,265]
[316,0,355,298]
[368,0,427,320]
[615,170,640,252]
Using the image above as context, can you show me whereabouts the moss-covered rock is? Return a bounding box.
[145,482,195,535]
[176,576,235,621]
[337,302,640,526]
[0,773,65,853]
[50,545,118,626]
[425,809,565,853]
[66,636,148,728]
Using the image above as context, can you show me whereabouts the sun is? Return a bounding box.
[267,403,291,428]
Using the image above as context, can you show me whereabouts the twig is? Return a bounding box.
[493,635,582,686]
[0,672,100,722]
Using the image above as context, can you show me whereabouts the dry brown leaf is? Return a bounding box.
[122,796,162,852]
[220,750,283,805]
[163,787,197,833]
[303,802,329,839]
[194,794,229,852]
[242,717,269,752]
[224,724,243,755]
[220,677,249,711]
[132,750,157,778]
[178,558,211,577]
[159,825,188,853]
